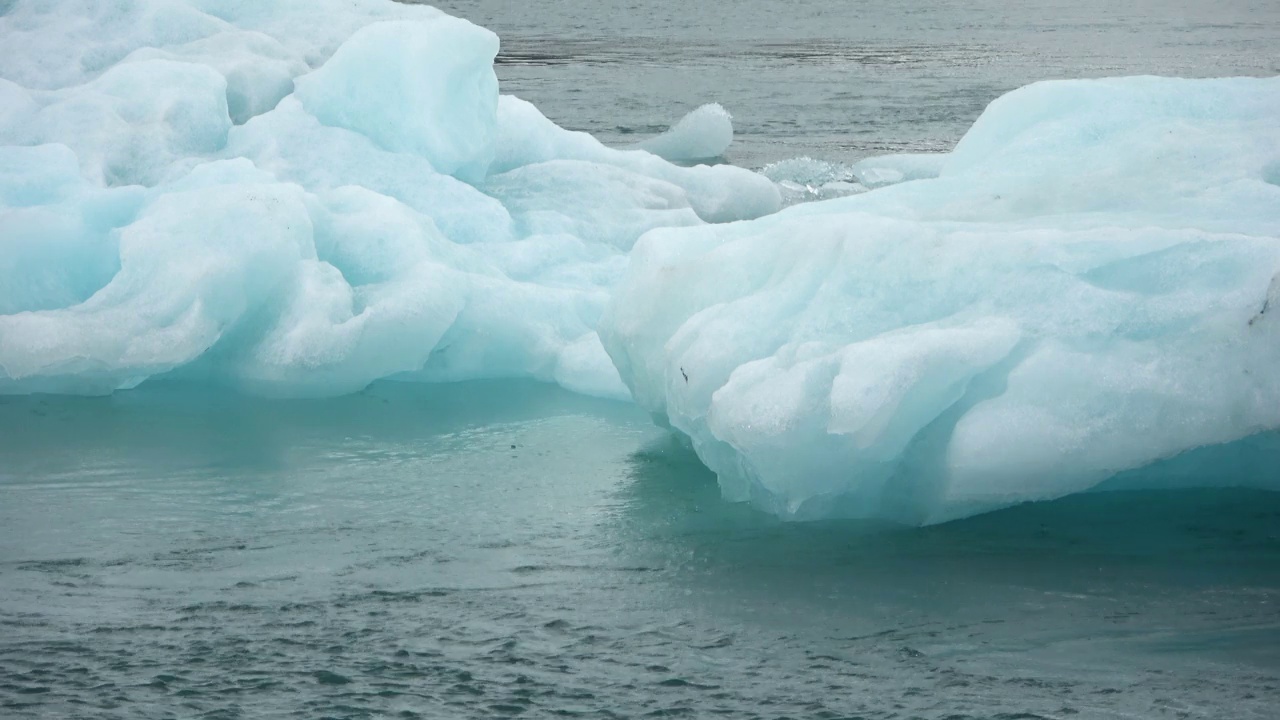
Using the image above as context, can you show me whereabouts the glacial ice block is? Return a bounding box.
[0,0,779,398]
[600,76,1280,524]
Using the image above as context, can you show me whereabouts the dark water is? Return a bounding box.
[427,0,1280,167]
[3,382,1280,718]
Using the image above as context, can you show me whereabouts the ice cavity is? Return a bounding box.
[0,0,780,398]
[601,76,1280,524]
[634,103,734,163]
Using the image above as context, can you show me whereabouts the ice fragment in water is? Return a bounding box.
[634,103,734,163]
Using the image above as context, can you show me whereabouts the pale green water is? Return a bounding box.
[2,381,1279,718]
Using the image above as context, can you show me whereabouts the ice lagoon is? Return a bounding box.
[1,0,1279,717]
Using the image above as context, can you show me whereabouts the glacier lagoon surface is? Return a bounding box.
[2,381,1280,719]
[2,0,1280,716]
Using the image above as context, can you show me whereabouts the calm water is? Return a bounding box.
[4,1,1280,718]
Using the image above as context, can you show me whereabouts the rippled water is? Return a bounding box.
[428,0,1280,167]
[3,382,1280,718]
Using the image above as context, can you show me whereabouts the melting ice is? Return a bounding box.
[2,0,1278,523]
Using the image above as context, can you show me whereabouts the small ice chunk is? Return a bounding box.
[634,103,734,163]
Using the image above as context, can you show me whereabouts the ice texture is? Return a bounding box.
[761,157,868,206]
[601,76,1280,524]
[761,153,947,206]
[0,0,779,397]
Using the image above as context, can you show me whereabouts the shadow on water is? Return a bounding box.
[612,436,1280,674]
[614,434,1280,583]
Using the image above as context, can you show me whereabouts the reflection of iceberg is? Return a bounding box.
[602,77,1280,524]
[0,1,779,398]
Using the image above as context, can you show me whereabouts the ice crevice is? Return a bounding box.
[2,1,1280,523]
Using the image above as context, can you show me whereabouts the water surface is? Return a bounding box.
[426,0,1280,166]
[2,382,1278,718]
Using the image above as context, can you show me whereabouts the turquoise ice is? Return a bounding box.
[0,0,779,398]
[601,77,1280,523]
[2,0,1278,524]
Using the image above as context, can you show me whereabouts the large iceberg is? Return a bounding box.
[600,76,1280,524]
[3,1,1278,525]
[0,0,779,398]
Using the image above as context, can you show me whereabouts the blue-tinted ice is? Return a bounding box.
[2,0,1278,523]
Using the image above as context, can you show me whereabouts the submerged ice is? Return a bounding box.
[0,0,778,398]
[2,1,1278,524]
[601,76,1280,523]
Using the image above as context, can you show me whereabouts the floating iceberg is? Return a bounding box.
[0,0,779,398]
[601,76,1280,524]
[3,1,1278,525]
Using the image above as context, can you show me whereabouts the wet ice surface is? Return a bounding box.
[2,381,1278,719]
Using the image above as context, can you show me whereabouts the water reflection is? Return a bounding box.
[613,434,1280,679]
[614,432,1280,593]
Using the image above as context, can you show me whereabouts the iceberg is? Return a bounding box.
[600,76,1280,524]
[2,0,1278,525]
[0,0,780,397]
